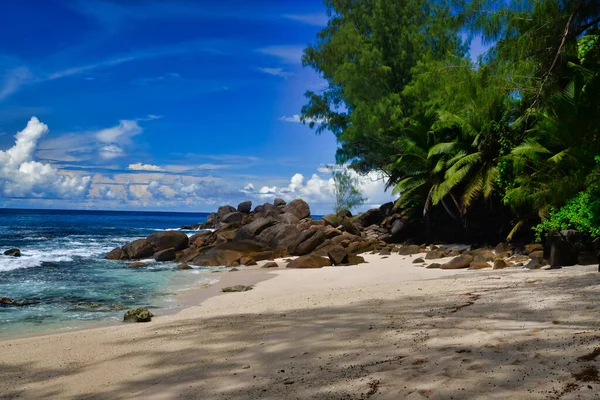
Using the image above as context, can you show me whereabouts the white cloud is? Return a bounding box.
[257,45,305,64]
[0,67,34,100]
[96,119,142,143]
[0,117,91,198]
[128,162,163,171]
[283,13,328,27]
[244,167,395,214]
[258,67,292,78]
[279,114,327,124]
[99,144,124,159]
[98,186,117,200]
[38,118,146,162]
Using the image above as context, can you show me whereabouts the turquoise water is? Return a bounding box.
[0,209,221,338]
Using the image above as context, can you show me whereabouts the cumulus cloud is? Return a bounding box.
[128,162,163,171]
[0,117,91,198]
[244,167,395,214]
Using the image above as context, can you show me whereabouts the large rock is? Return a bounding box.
[235,218,277,241]
[287,255,332,269]
[147,231,189,251]
[154,248,177,262]
[3,248,21,257]
[278,213,300,225]
[398,245,421,255]
[257,224,301,251]
[468,248,495,262]
[493,258,509,270]
[358,208,382,228]
[274,198,286,207]
[124,239,155,259]
[469,261,492,270]
[221,212,243,224]
[237,200,252,214]
[282,199,311,220]
[346,255,366,266]
[322,214,339,227]
[215,249,244,266]
[524,243,544,255]
[257,203,283,219]
[218,205,236,218]
[341,218,361,236]
[425,250,446,259]
[440,255,473,269]
[123,308,153,323]
[105,247,126,260]
[390,218,405,236]
[205,212,218,227]
[291,230,327,255]
[327,245,349,265]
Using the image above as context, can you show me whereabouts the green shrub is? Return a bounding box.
[534,190,600,241]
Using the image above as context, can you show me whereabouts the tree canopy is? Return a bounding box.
[302,0,600,242]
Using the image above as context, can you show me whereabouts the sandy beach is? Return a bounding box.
[2,252,600,399]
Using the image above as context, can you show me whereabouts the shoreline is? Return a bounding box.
[2,253,600,399]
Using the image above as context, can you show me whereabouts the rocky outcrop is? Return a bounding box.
[3,248,21,257]
[147,231,189,251]
[282,199,311,220]
[106,247,126,260]
[154,248,176,262]
[123,239,155,259]
[218,205,236,218]
[237,200,252,214]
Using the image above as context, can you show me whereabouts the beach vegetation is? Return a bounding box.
[329,166,367,214]
[302,0,600,241]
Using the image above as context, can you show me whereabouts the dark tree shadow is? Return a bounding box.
[1,269,600,399]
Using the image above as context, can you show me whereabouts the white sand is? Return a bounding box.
[2,253,600,399]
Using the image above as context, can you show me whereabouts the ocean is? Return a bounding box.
[0,208,219,338]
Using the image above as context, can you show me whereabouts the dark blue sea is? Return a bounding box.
[0,208,219,337]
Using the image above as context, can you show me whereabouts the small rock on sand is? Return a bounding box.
[222,285,253,293]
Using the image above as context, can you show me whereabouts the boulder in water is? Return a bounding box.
[154,248,177,262]
[147,231,189,251]
[123,308,153,323]
[124,239,155,259]
[3,248,21,257]
[105,247,126,260]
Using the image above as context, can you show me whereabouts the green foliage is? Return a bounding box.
[329,166,367,214]
[533,191,600,241]
[303,0,600,240]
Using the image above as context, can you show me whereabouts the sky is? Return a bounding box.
[0,0,487,215]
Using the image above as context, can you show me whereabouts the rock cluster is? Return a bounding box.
[107,199,401,269]
[107,199,600,271]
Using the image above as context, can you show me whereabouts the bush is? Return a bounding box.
[534,190,600,241]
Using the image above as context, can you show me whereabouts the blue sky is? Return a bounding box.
[0,1,487,214]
